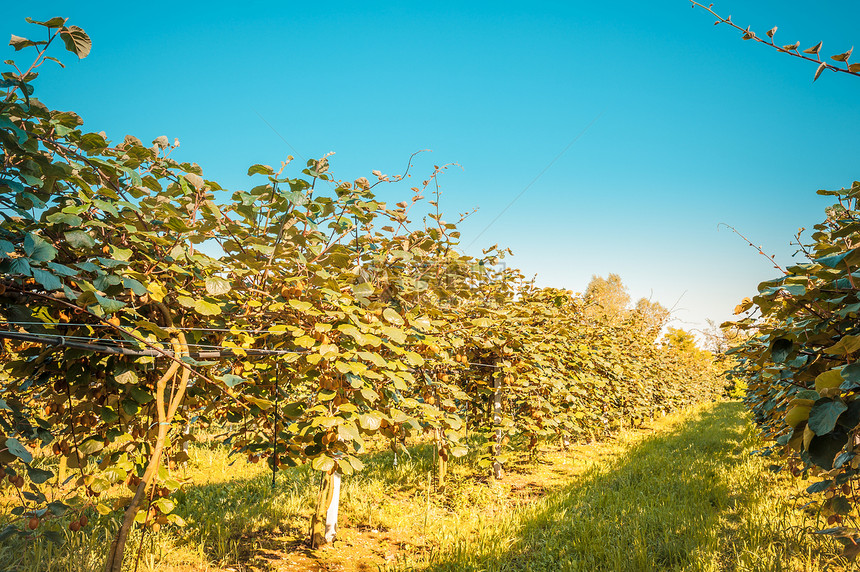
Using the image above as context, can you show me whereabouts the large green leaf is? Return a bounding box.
[4,438,32,463]
[808,431,849,470]
[808,399,848,435]
[64,230,95,249]
[59,25,92,59]
[23,233,57,262]
[770,338,793,363]
[31,268,62,291]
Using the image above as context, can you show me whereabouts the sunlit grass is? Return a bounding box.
[404,402,847,572]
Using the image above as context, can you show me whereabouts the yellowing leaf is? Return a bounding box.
[289,299,314,312]
[147,281,167,303]
[815,368,843,392]
[383,308,404,326]
[824,336,860,356]
[404,351,425,367]
[380,326,407,344]
[245,395,273,410]
[785,405,812,428]
[194,299,221,316]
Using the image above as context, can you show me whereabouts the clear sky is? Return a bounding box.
[4,1,860,334]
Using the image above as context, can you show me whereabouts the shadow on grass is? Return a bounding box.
[415,401,842,572]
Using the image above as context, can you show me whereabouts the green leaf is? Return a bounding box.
[247,164,274,176]
[220,374,246,388]
[47,262,77,276]
[282,401,305,420]
[8,258,31,276]
[0,240,14,258]
[806,479,833,494]
[808,399,848,435]
[205,276,231,296]
[78,436,104,455]
[31,268,62,291]
[770,338,793,363]
[4,438,32,463]
[26,465,53,484]
[808,432,849,470]
[59,25,91,59]
[23,234,56,262]
[25,17,67,28]
[45,212,82,227]
[95,294,126,314]
[64,230,95,249]
[122,400,139,416]
[47,501,68,516]
[100,406,119,424]
[122,277,147,295]
[8,35,38,51]
[841,362,860,389]
[130,388,153,404]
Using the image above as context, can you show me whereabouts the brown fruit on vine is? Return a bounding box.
[151,522,161,533]
[28,517,39,530]
[79,515,88,527]
[843,484,851,495]
[107,316,120,327]
[69,521,81,532]
[828,514,839,525]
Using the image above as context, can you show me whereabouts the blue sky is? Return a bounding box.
[4,1,860,334]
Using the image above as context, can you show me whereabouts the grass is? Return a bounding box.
[0,402,852,571]
[407,402,848,572]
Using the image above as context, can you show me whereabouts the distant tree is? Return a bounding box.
[630,298,670,340]
[583,273,630,322]
[663,327,700,354]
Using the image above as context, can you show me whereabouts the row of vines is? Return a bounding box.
[0,18,724,571]
[685,1,860,563]
[726,185,860,560]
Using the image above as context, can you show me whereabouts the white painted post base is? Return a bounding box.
[324,471,341,543]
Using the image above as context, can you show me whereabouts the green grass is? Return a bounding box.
[0,402,851,571]
[405,402,847,572]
